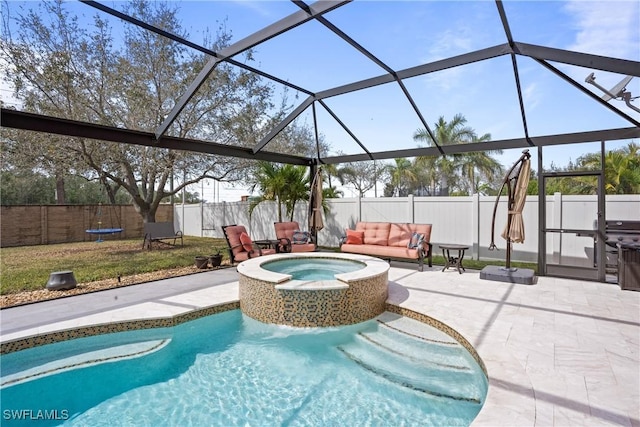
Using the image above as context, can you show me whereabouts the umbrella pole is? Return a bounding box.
[505,196,515,271]
[308,166,324,246]
[504,180,515,271]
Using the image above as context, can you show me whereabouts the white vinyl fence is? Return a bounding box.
[174,194,640,265]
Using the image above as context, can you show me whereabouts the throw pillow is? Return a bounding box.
[345,229,364,245]
[239,232,253,252]
[292,230,310,244]
[407,232,424,249]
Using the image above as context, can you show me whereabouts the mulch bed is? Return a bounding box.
[0,263,232,309]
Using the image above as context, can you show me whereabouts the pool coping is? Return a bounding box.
[0,301,240,355]
[237,252,390,288]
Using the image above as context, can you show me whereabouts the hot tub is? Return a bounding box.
[237,253,390,327]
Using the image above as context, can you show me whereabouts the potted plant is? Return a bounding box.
[209,248,223,268]
[195,256,209,269]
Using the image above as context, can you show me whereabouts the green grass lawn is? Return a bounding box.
[0,237,229,295]
[1,238,538,296]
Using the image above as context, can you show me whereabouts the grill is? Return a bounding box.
[604,221,640,289]
[605,220,640,249]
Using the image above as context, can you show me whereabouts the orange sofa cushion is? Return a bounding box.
[341,244,421,260]
[239,232,253,252]
[345,229,364,245]
[388,223,412,247]
[387,223,432,248]
[290,243,316,252]
[355,222,391,246]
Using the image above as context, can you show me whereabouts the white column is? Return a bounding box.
[472,193,480,260]
[407,194,415,223]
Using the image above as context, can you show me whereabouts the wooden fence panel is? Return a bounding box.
[1,206,42,246]
[0,205,174,247]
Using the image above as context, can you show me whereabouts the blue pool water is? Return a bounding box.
[261,257,365,280]
[0,310,487,426]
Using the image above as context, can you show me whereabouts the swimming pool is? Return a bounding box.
[261,257,365,280]
[1,310,487,426]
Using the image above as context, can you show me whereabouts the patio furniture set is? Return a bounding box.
[143,219,472,274]
[222,222,317,264]
[222,220,448,273]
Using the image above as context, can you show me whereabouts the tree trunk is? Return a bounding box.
[98,174,117,205]
[289,200,296,221]
[440,175,449,196]
[277,199,283,223]
[55,175,66,204]
[134,202,157,224]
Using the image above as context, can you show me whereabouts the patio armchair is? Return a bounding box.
[222,224,277,264]
[274,221,316,253]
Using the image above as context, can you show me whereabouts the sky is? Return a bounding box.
[2,0,639,201]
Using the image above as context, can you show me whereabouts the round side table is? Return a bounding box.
[439,244,470,274]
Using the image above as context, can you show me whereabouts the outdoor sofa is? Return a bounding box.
[341,222,433,271]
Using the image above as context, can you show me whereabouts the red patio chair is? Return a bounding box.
[274,221,316,253]
[222,224,276,264]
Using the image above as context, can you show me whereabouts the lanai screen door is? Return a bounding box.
[539,170,607,282]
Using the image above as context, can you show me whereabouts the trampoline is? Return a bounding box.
[86,203,123,242]
[85,227,124,242]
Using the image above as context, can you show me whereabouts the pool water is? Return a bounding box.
[261,257,365,280]
[0,310,487,426]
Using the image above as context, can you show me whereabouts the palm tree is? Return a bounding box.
[388,158,417,196]
[456,133,504,195]
[281,164,310,221]
[578,142,640,194]
[322,163,346,192]
[413,114,476,196]
[248,162,309,222]
[413,114,505,195]
[321,186,342,214]
[412,154,439,196]
[323,186,343,199]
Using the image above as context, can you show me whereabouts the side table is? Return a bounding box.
[254,239,288,253]
[439,244,470,274]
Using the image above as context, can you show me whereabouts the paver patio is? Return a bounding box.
[1,263,638,426]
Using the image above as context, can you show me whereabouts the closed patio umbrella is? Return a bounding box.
[488,149,531,271]
[501,156,531,244]
[308,168,324,236]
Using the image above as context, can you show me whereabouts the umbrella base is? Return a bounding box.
[480,265,536,285]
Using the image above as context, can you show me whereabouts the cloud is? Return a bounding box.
[522,82,541,113]
[229,0,277,18]
[562,1,640,111]
[564,0,640,60]
[426,29,474,63]
[418,29,475,92]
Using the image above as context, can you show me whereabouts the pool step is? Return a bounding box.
[356,331,472,371]
[336,314,486,403]
[376,312,459,344]
[1,339,171,388]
